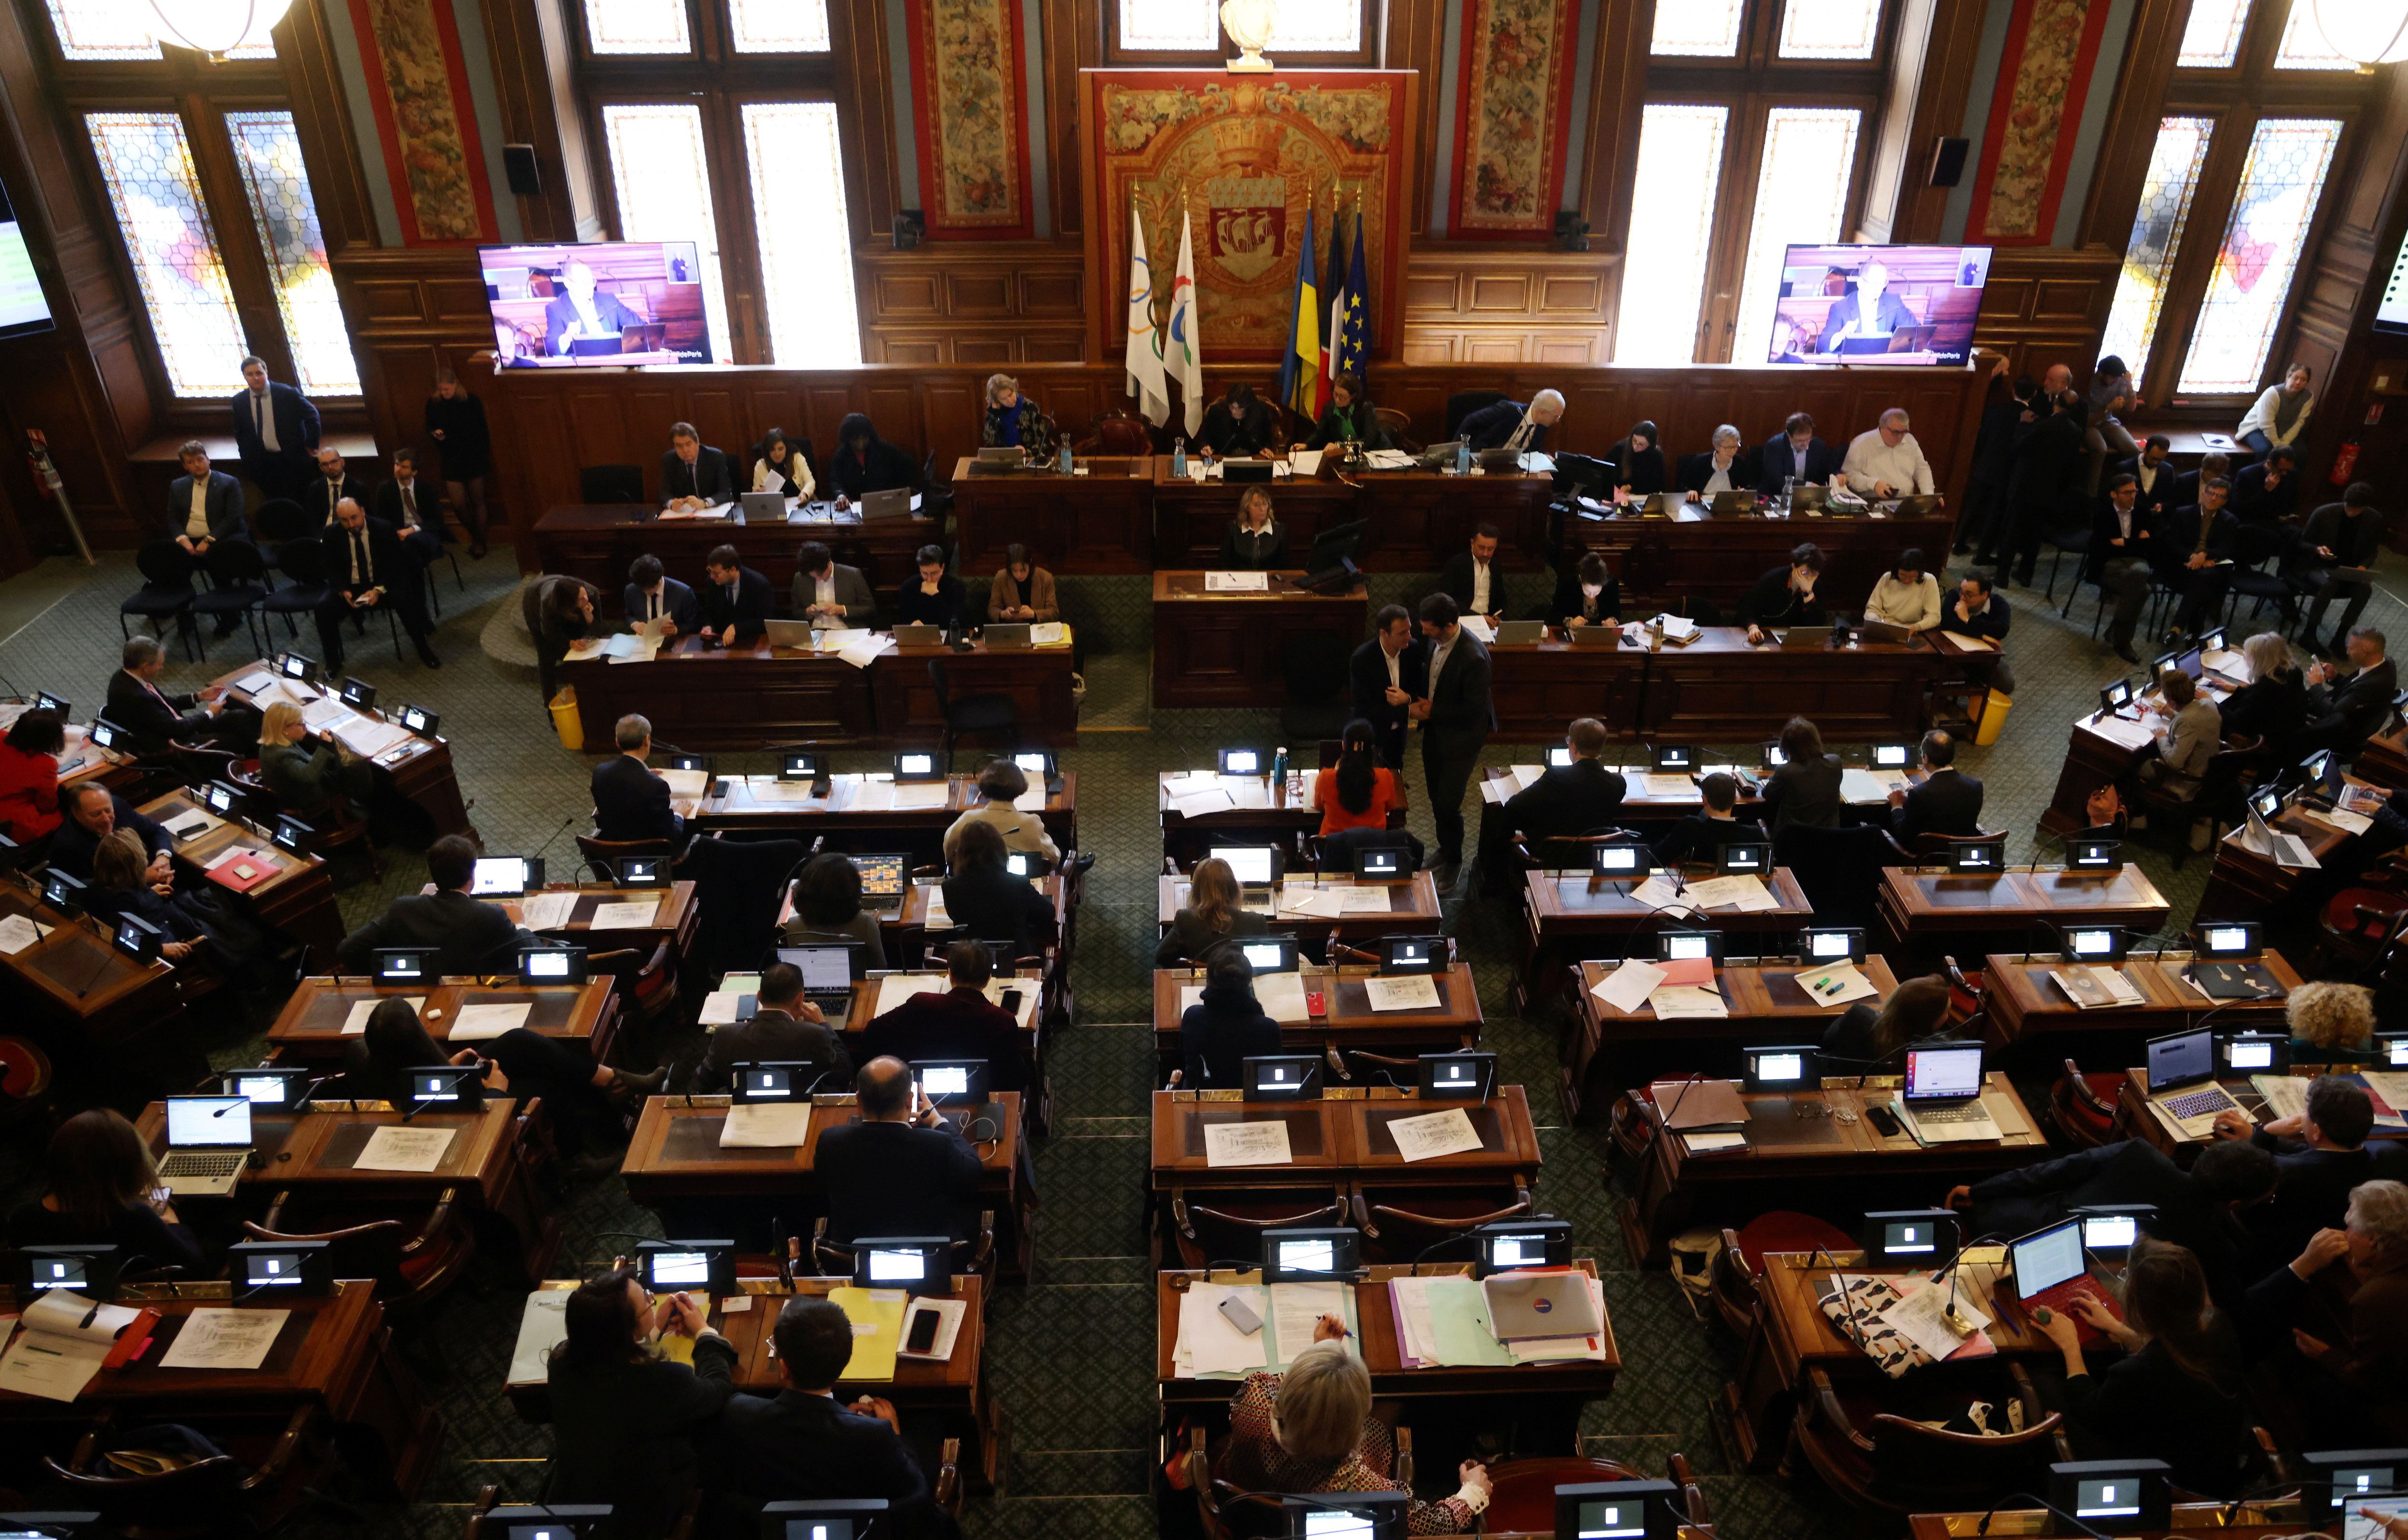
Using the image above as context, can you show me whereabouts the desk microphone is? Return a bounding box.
[1971,1493,2107,1539]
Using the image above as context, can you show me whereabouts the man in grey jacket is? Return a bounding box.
[165,441,248,554]
[792,539,877,626]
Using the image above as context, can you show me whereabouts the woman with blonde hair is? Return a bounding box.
[1221,1318,1489,1531]
[2286,979,2378,1062]
[1153,856,1269,965]
[981,373,1057,459]
[1218,485,1288,569]
[258,699,368,811]
[2214,630,2305,746]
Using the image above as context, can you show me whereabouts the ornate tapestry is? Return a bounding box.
[1449,0,1581,240]
[345,0,494,243]
[1081,71,1417,362]
[1963,0,2116,244]
[906,0,1034,238]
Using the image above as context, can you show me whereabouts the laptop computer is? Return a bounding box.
[1778,626,1832,651]
[983,624,1032,649]
[851,852,911,916]
[1859,619,1911,644]
[1889,494,1941,518]
[1897,1042,2001,1141]
[775,942,859,1027]
[764,618,817,648]
[738,491,786,522]
[1570,624,1618,647]
[1493,620,1544,646]
[1708,489,1757,515]
[1643,492,1685,516]
[2008,1216,2125,1344]
[1476,447,1522,474]
[1210,845,1279,912]
[1416,439,1465,469]
[2142,1026,2243,1136]
[1790,484,1831,513]
[158,1094,254,1196]
[974,446,1025,470]
[859,489,912,521]
[894,623,943,647]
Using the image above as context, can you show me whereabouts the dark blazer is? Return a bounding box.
[1423,628,1496,743]
[1946,590,2013,646]
[1676,450,1755,496]
[1755,433,1839,494]
[624,578,701,635]
[1348,638,1428,751]
[324,517,409,596]
[1615,444,1666,496]
[542,287,643,354]
[1970,395,2029,483]
[1458,399,1542,452]
[1965,1140,2243,1293]
[593,753,682,844]
[829,439,918,499]
[2061,1331,2253,1498]
[1546,568,1620,626]
[1436,551,1510,619]
[335,888,527,975]
[1739,565,1827,628]
[2298,501,2385,572]
[2217,668,2307,746]
[105,669,218,754]
[861,986,1029,1093]
[165,470,247,544]
[2306,656,2400,746]
[305,473,371,528]
[1653,813,1766,868]
[2007,409,2084,514]
[700,566,775,643]
[1200,395,1273,457]
[1153,906,1269,966]
[47,796,169,880]
[1890,767,1984,842]
[2087,494,2161,581]
[708,1388,933,1538]
[939,866,1054,958]
[2118,455,2177,524]
[812,1119,985,1243]
[1763,754,1844,832]
[260,738,353,811]
[661,446,735,507]
[2245,1131,2376,1274]
[229,382,319,480]
[2167,504,2241,565]
[547,1335,738,1540]
[423,390,492,480]
[1180,989,1283,1089]
[1218,520,1289,570]
[2230,462,2300,526]
[1505,760,1628,847]
[2244,1251,2408,1415]
[371,477,444,539]
[689,1006,853,1094]
[893,573,967,628]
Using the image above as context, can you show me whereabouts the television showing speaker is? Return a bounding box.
[479,242,719,367]
[1767,244,1992,366]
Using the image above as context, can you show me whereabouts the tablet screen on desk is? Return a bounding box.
[851,853,907,898]
[2010,1219,2086,1299]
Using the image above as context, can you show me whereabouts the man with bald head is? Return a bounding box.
[319,496,439,672]
[810,1056,986,1245]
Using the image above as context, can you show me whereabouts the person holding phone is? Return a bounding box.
[812,1057,986,1245]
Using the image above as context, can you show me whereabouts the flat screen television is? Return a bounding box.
[0,177,54,342]
[2375,227,2408,335]
[480,241,716,367]
[1769,244,1991,366]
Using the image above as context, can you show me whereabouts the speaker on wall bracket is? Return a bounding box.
[1929,137,1970,188]
[502,144,541,197]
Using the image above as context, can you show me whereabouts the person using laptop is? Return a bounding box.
[3,1108,204,1275]
[792,539,876,627]
[813,1057,986,1245]
[749,426,815,500]
[2212,1076,2378,1275]
[986,541,1059,624]
[1864,550,1944,634]
[592,712,683,847]
[1840,406,1937,500]
[894,544,965,629]
[660,421,733,513]
[336,834,531,975]
[828,412,917,504]
[1547,551,1620,631]
[684,962,854,1096]
[1179,947,1282,1091]
[1652,773,1764,867]
[2291,483,2384,655]
[1315,719,1408,838]
[781,851,889,967]
[1740,543,1827,643]
[623,553,698,639]
[861,940,1029,1094]
[1887,729,1983,842]
[1218,485,1289,570]
[1756,412,1839,495]
[1761,716,1843,833]
[1155,856,1269,966]
[980,372,1057,460]
[945,758,1060,864]
[1609,420,1665,499]
[1676,424,1752,500]
[2283,979,2380,1064]
[700,543,773,646]
[1505,716,1624,862]
[941,821,1052,959]
[1896,1040,1997,1136]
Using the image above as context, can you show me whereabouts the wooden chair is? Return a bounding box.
[0,1033,56,1135]
[576,833,676,883]
[811,1211,995,1283]
[2132,747,2252,868]
[2048,1056,2129,1147]
[1712,1214,1855,1338]
[586,938,681,1068]
[1789,1363,2066,1514]
[245,1193,473,1371]
[2317,853,2408,973]
[1481,1453,1709,1536]
[1165,1185,1346,1271]
[239,766,381,882]
[1178,1425,1290,1540]
[1942,954,1984,1029]
[1080,407,1155,456]
[44,1404,328,1537]
[1606,1092,1657,1163]
[1372,407,1419,455]
[1348,1182,1534,1266]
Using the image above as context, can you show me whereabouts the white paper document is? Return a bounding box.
[509,1289,570,1384]
[1641,774,1697,798]
[1592,959,1668,1013]
[1387,1107,1484,1162]
[838,635,895,669]
[449,1002,533,1041]
[1793,962,1879,1006]
[0,1291,140,1402]
[1337,887,1392,913]
[1287,450,1324,476]
[1030,621,1069,646]
[660,768,709,798]
[341,995,424,1035]
[2088,712,2158,749]
[1254,971,1311,1023]
[161,806,225,842]
[1840,768,1910,804]
[2309,805,2375,835]
[1458,616,1497,643]
[1876,1278,1989,1363]
[1649,983,1730,1018]
[890,782,951,810]
[1203,1120,1294,1167]
[875,973,952,1015]
[1168,786,1238,819]
[1683,875,1779,912]
[1275,886,1346,918]
[519,892,578,931]
[159,1308,288,1370]
[355,1125,457,1173]
[1626,876,1694,914]
[0,914,47,955]
[1174,1282,1271,1377]
[1204,571,1270,592]
[719,1101,814,1148]
[1363,975,1441,1012]
[896,1294,969,1361]
[1940,630,1995,652]
[589,900,663,930]
[1267,1280,1352,1368]
[1013,785,1047,811]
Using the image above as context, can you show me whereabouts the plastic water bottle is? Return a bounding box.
[1272,745,1288,796]
[1172,438,1187,477]
[1200,442,1214,477]
[1059,440,1073,475]
[1456,441,1472,475]
[1781,474,1795,516]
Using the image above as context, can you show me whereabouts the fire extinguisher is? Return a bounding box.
[2331,436,2360,483]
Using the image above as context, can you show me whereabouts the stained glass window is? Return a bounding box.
[601,104,732,363]
[85,112,249,398]
[2177,0,2250,65]
[2272,0,2355,67]
[1652,0,1744,55]
[2098,117,2214,379]
[44,0,274,59]
[223,111,358,396]
[742,103,861,366]
[1779,0,1884,58]
[583,0,689,54]
[1731,107,1862,366]
[730,0,828,52]
[2178,117,2342,392]
[1615,105,1729,363]
[1119,0,1358,50]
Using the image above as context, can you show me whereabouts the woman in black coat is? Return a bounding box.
[1761,716,1844,832]
[1179,948,1283,1089]
[2215,632,2306,748]
[941,820,1055,959]
[2003,393,2086,587]
[828,413,918,500]
[424,371,493,555]
[1547,551,1621,629]
[1614,420,1666,498]
[546,1266,738,1539]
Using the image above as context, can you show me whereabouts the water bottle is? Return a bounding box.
[1781,474,1795,517]
[1272,744,1289,796]
[1200,442,1214,477]
[1172,437,1187,477]
[1059,440,1073,475]
[1456,441,1472,475]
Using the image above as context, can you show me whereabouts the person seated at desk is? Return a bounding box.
[2285,980,2381,1064]
[2244,1178,2408,1447]
[946,758,1060,865]
[751,425,815,500]
[165,439,246,565]
[792,539,875,628]
[1548,551,1620,630]
[88,828,265,972]
[982,372,1057,461]
[373,447,445,568]
[1676,425,1752,501]
[685,962,854,1096]
[1506,716,1624,853]
[895,544,966,629]
[2032,1238,2254,1499]
[782,851,889,967]
[321,497,441,672]
[5,1109,204,1275]
[1610,420,1665,498]
[2090,474,2161,663]
[106,633,253,752]
[1841,407,1937,500]
[1756,412,1839,495]
[348,996,658,1168]
[1865,549,1944,633]
[2303,627,2397,744]
[543,257,644,356]
[1350,604,1426,771]
[2238,362,2315,459]
[662,421,735,513]
[861,939,1029,1094]
[987,542,1059,625]
[335,834,530,975]
[1821,973,1950,1076]
[1200,381,1273,458]
[528,574,602,705]
[307,446,369,530]
[1155,855,1266,966]
[1219,486,1289,570]
[2292,483,2385,655]
[2133,667,2219,807]
[593,712,684,846]
[1305,372,1390,452]
[50,782,168,882]
[2215,631,2306,750]
[1314,719,1406,839]
[2212,1076,2377,1277]
[1652,773,1763,867]
[1761,715,1842,832]
[1437,524,1508,624]
[1458,390,1562,453]
[625,553,698,639]
[2231,446,2300,527]
[1887,729,1982,842]
[708,1294,939,1540]
[1223,1326,1490,1534]
[258,700,370,813]
[941,821,1052,960]
[2161,480,2242,643]
[1739,542,1826,641]
[0,707,65,844]
[1948,570,2018,696]
[701,543,773,646]
[829,413,918,504]
[814,1057,985,1245]
[546,1264,736,1540]
[1180,947,1281,1091]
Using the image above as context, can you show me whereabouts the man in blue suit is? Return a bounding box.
[165,441,247,561]
[1755,412,1841,495]
[230,355,320,504]
[543,258,644,357]
[1818,259,1919,352]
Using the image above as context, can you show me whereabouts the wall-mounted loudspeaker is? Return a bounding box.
[502,144,541,197]
[1928,137,1969,188]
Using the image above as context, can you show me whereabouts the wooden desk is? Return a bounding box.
[0,1281,440,1499]
[1492,627,1939,743]
[1152,572,1369,708]
[2037,666,2251,836]
[1623,1074,2047,1266]
[264,977,619,1063]
[1559,503,1959,614]
[1149,463,1367,570]
[700,772,1078,863]
[522,881,698,955]
[143,789,344,969]
[1980,951,2299,1051]
[1147,1088,1542,1195]
[1483,636,1648,741]
[0,879,185,1096]
[2194,795,2359,924]
[2116,1064,2408,1157]
[533,501,941,603]
[1567,958,1900,1109]
[1875,866,2171,951]
[1155,1261,1618,1404]
[1906,1512,2304,1539]
[1159,770,1372,867]
[215,666,475,841]
[1518,868,1815,1010]
[2357,725,2408,791]
[558,635,873,750]
[949,455,1155,574]
[1150,964,1483,1072]
[1157,874,1442,951]
[877,634,1080,749]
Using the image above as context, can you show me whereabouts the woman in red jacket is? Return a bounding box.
[0,708,65,843]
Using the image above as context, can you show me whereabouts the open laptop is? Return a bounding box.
[1209,845,1279,911]
[1859,619,1911,644]
[776,942,859,1027]
[764,618,817,648]
[859,489,912,521]
[973,446,1025,471]
[1476,447,1521,474]
[1708,489,1757,515]
[1778,626,1832,651]
[893,624,943,647]
[2008,1216,2125,1344]
[851,852,910,917]
[983,624,1032,649]
[1493,620,1545,646]
[739,491,786,522]
[1896,1042,2001,1141]
[1415,439,1465,469]
[2142,1026,2244,1136]
[158,1094,254,1196]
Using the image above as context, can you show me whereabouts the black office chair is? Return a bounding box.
[252,497,312,545]
[257,535,331,642]
[579,464,646,504]
[1444,389,1508,442]
[2226,522,2300,634]
[120,539,198,659]
[191,538,270,656]
[928,657,1017,770]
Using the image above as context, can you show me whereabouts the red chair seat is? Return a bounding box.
[1730,1212,1853,1274]
[1484,1458,1651,1534]
[2326,888,2405,940]
[0,1037,52,1100]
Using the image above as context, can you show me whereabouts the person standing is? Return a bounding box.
[2002,392,2085,588]
[230,355,319,504]
[1413,591,1493,887]
[981,373,1057,459]
[1349,604,1426,772]
[423,370,493,556]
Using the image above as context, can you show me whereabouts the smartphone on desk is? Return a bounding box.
[904,1305,943,1354]
[997,988,1023,1015]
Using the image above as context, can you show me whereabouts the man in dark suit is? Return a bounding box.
[1348,604,1427,771]
[1888,730,1984,843]
[305,446,370,530]
[2090,473,2159,663]
[2230,446,2301,526]
[1198,382,1273,457]
[2163,479,2242,642]
[1435,525,1510,624]
[371,447,445,566]
[2118,435,2177,526]
[1755,412,1840,495]
[165,441,246,556]
[1413,591,1493,884]
[1960,374,2034,555]
[1652,773,1766,867]
[1505,717,1626,861]
[318,498,438,671]
[593,712,684,846]
[106,634,253,751]
[860,940,1030,1093]
[50,783,170,882]
[1457,390,1563,453]
[2213,1077,2376,1280]
[814,1057,987,1248]
[624,553,700,638]
[230,355,319,503]
[662,422,734,512]
[542,256,644,357]
[2291,483,2385,653]
[707,1293,938,1538]
[684,963,853,1094]
[700,542,773,646]
[335,835,528,974]
[2303,628,2399,750]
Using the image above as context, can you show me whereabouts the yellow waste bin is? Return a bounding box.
[549,687,583,751]
[1973,687,2012,746]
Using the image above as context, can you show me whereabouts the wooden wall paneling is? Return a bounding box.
[1400,248,1612,365]
[1390,0,1449,236]
[860,244,1089,364]
[1884,0,1989,243]
[2294,65,2408,514]
[479,0,585,240]
[1043,0,1086,237]
[1965,247,2119,381]
[273,0,380,251]
[2073,0,2190,249]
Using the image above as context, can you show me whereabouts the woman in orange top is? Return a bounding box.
[1316,719,1406,836]
[0,708,65,844]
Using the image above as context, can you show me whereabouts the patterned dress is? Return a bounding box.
[1220,1370,1474,1534]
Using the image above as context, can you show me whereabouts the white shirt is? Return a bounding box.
[2136,460,2159,494]
[1841,429,1935,496]
[816,573,836,610]
[1470,560,1492,615]
[1702,457,1735,495]
[1428,632,1458,694]
[1504,412,1539,453]
[1384,645,1402,692]
[574,292,606,339]
[2112,502,2135,540]
[340,524,372,586]
[639,586,665,621]
[249,388,279,452]
[392,477,420,528]
[186,477,210,538]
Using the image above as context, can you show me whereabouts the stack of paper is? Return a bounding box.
[1840,768,1911,803]
[2200,645,2252,681]
[1204,571,1270,592]
[1168,784,1238,818]
[342,995,424,1034]
[520,892,578,931]
[0,1291,145,1401]
[451,1002,533,1040]
[1254,972,1311,1023]
[1649,981,1729,1018]
[2089,713,2158,750]
[1590,959,1667,1013]
[0,914,46,954]
[2252,1075,2309,1123]
[159,1308,289,1370]
[661,768,709,798]
[750,780,823,803]
[301,696,354,732]
[1388,1275,1512,1367]
[890,782,950,810]
[837,634,894,669]
[2361,1071,2408,1130]
[1029,621,1069,647]
[1641,774,1696,798]
[333,715,413,758]
[231,669,278,698]
[1012,783,1047,812]
[826,1286,905,1380]
[1363,449,1416,470]
[1458,616,1497,643]
[875,973,951,1014]
[1940,631,1995,652]
[1173,1282,1273,1377]
[1682,875,1779,911]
